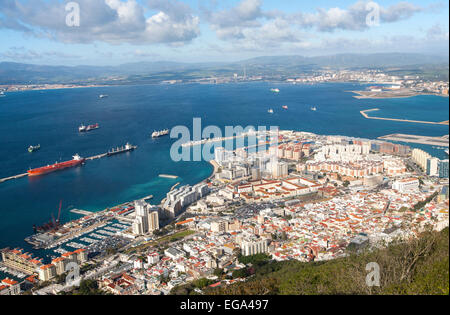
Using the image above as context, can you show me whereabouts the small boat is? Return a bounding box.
[268,109,274,114]
[311,107,317,111]
[28,145,41,153]
[270,88,280,93]
[282,105,288,110]
[99,94,108,99]
[0,91,5,97]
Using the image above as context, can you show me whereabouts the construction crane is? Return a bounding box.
[34,200,63,233]
[56,200,62,225]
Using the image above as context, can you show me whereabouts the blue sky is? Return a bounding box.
[0,0,448,65]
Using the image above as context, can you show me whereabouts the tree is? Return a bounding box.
[232,268,249,279]
[214,268,224,277]
[418,178,425,186]
[194,278,215,288]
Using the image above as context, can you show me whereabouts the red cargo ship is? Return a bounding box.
[28,154,85,177]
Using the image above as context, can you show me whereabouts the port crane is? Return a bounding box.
[33,200,63,233]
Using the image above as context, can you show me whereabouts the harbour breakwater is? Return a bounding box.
[360,108,449,126]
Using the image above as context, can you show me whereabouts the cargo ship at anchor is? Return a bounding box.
[79,123,99,132]
[27,154,85,177]
[152,129,169,138]
[107,143,137,156]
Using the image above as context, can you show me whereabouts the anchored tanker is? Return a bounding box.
[79,123,99,132]
[152,129,170,138]
[107,143,137,156]
[27,154,85,177]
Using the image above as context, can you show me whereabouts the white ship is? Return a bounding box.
[152,129,170,138]
[99,94,108,99]
[311,106,317,111]
[270,88,280,93]
[268,109,274,114]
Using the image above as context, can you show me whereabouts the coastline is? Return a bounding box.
[1,84,110,93]
[208,160,220,181]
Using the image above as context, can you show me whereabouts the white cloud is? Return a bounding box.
[0,0,200,45]
[291,1,424,32]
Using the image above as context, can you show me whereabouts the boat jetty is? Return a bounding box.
[159,174,179,179]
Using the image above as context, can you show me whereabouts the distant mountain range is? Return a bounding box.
[0,53,448,85]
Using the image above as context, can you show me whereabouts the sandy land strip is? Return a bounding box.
[350,90,448,100]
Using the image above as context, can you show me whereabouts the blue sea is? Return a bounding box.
[0,82,448,275]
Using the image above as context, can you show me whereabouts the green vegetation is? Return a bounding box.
[170,278,216,295]
[204,228,449,295]
[214,268,224,277]
[59,279,107,295]
[413,192,438,211]
[232,268,250,279]
[238,253,272,266]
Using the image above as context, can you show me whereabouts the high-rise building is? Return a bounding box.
[240,238,268,256]
[439,160,449,179]
[38,264,57,282]
[148,210,159,232]
[132,200,160,236]
[412,149,431,171]
[272,161,289,179]
[214,147,226,164]
[427,158,440,177]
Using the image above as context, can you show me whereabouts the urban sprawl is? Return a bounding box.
[1,130,449,295]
